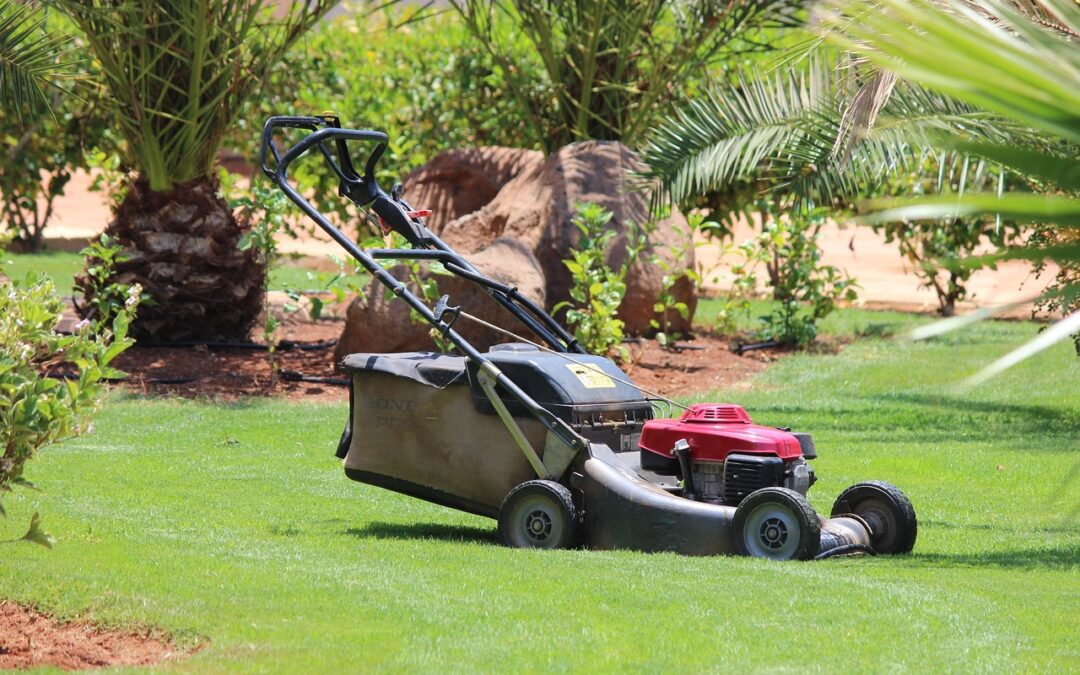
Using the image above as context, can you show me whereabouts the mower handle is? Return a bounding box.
[260,115,388,187]
[260,116,431,247]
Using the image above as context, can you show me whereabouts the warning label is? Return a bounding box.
[566,364,616,389]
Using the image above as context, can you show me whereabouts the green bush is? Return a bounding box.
[0,272,138,545]
[555,203,646,359]
[232,3,539,224]
[711,200,857,346]
[872,154,1025,316]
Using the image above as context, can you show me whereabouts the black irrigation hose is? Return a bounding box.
[815,544,877,560]
[279,369,349,386]
[734,339,786,354]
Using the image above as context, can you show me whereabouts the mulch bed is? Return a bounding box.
[109,317,348,402]
[105,317,782,403]
[0,603,184,671]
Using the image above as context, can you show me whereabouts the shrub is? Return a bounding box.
[648,213,711,348]
[232,4,538,224]
[555,203,645,359]
[1030,226,1079,354]
[872,155,1024,317]
[0,272,139,546]
[711,200,857,346]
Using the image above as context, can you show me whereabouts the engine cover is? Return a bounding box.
[639,403,804,465]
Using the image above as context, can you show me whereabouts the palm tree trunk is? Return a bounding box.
[78,176,265,342]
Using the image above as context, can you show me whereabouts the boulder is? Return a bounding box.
[439,141,696,334]
[334,238,546,362]
[400,147,544,231]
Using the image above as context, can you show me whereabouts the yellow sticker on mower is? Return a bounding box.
[566,364,616,389]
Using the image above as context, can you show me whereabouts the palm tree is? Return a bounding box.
[55,0,335,342]
[644,0,1080,378]
[450,0,806,152]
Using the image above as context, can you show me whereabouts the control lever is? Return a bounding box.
[671,439,697,500]
[433,294,461,328]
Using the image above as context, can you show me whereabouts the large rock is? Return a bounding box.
[439,141,696,334]
[400,147,544,231]
[334,238,546,362]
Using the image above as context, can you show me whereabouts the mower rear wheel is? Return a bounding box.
[498,480,577,550]
[733,487,820,561]
[831,481,917,554]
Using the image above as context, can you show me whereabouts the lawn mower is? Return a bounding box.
[261,115,918,561]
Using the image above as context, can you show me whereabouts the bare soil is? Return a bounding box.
[103,316,782,403]
[0,602,184,671]
[108,316,348,402]
[621,334,775,399]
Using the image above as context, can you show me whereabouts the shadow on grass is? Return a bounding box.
[343,521,498,545]
[906,545,1080,570]
[831,392,1080,442]
[922,520,1080,536]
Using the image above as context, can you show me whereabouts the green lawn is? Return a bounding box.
[2,250,83,296]
[694,296,929,338]
[2,250,363,296]
[2,314,1078,671]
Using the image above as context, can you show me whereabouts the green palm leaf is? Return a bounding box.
[52,0,337,191]
[820,0,1080,380]
[0,0,72,122]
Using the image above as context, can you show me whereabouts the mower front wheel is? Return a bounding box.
[733,487,820,561]
[498,480,577,550]
[831,481,917,554]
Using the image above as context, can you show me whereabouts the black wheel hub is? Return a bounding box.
[525,509,553,543]
[759,517,789,550]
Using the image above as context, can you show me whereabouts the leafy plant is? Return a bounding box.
[234,177,297,384]
[450,0,803,152]
[554,203,643,359]
[0,272,139,547]
[707,235,770,336]
[648,213,710,348]
[74,233,151,329]
[1030,226,1079,354]
[714,199,857,346]
[871,154,1025,316]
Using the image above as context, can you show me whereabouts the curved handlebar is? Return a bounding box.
[259,116,430,247]
[260,115,388,188]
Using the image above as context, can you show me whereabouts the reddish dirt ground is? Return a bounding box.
[102,318,780,403]
[108,316,349,402]
[0,603,183,671]
[621,334,775,399]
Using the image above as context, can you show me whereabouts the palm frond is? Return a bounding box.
[53,0,337,191]
[642,57,1031,210]
[641,57,842,207]
[820,0,1080,380]
[0,0,72,123]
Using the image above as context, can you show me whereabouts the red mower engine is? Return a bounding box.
[638,404,816,505]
